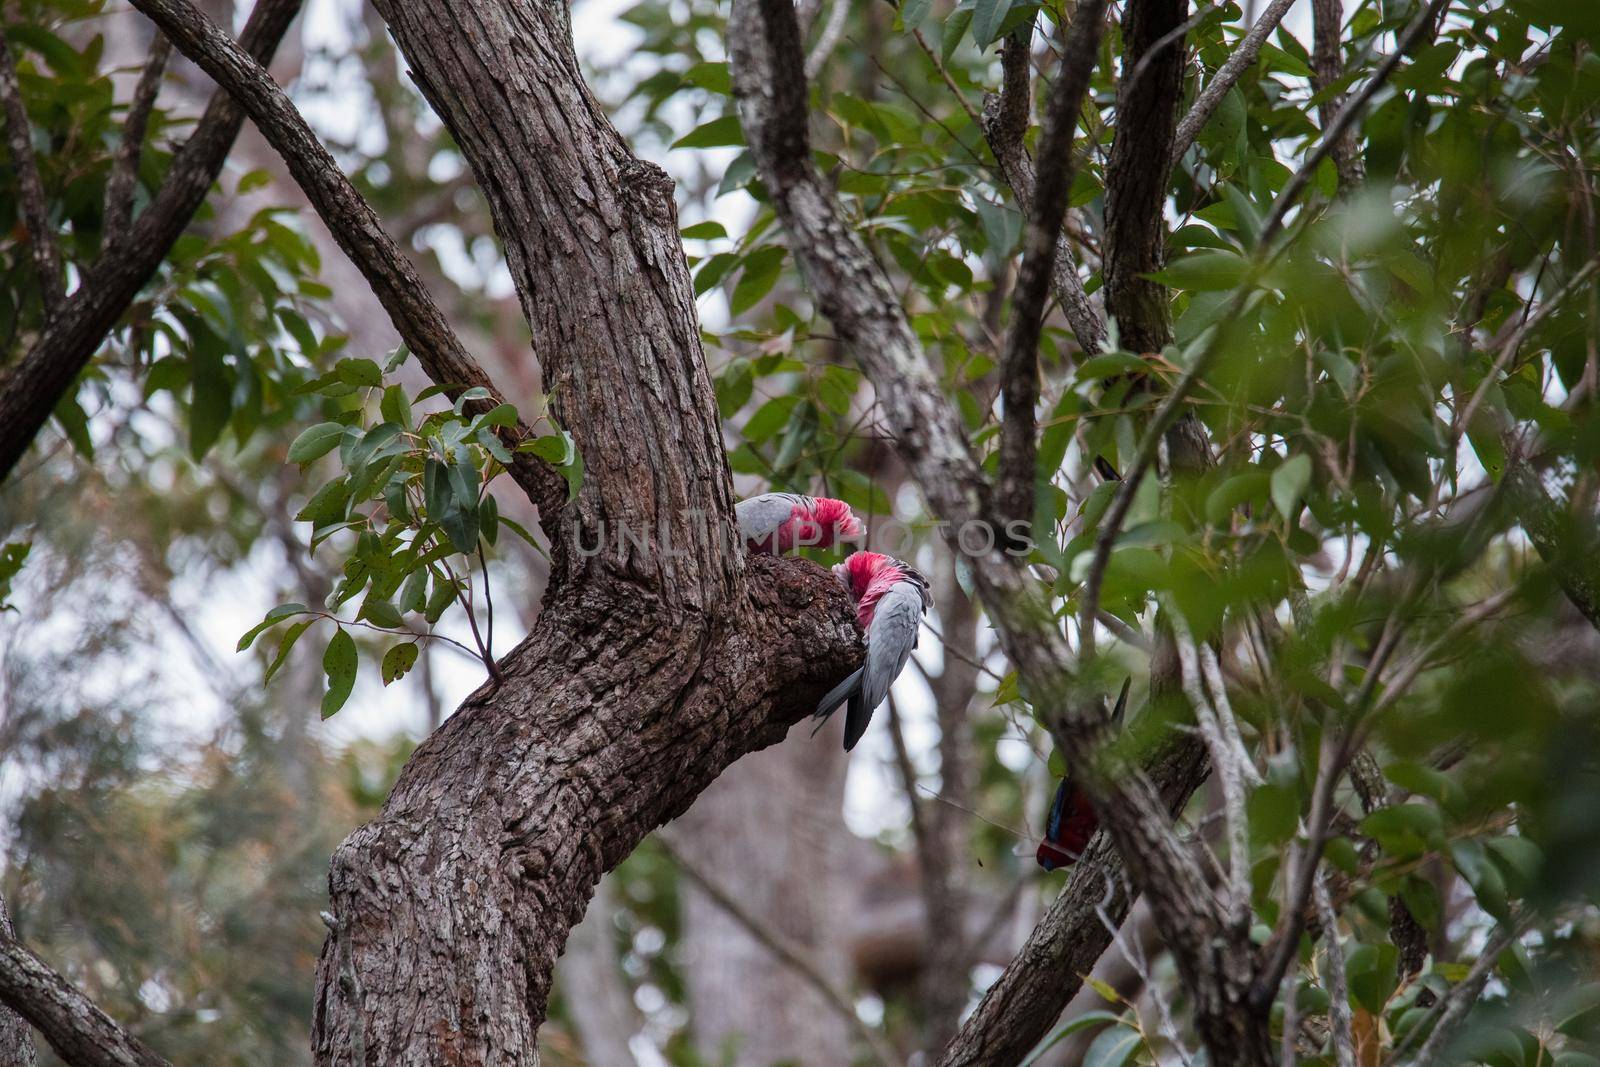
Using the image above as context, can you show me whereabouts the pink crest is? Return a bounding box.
[833,552,903,628]
[775,496,863,552]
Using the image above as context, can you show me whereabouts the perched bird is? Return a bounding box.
[735,493,864,555]
[1037,677,1132,872]
[813,551,932,751]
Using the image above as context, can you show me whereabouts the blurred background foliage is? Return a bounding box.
[0,0,1598,1064]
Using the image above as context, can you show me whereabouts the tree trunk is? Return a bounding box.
[676,739,855,1066]
[300,5,868,1061]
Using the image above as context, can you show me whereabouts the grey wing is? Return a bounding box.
[735,493,799,543]
[858,583,925,715]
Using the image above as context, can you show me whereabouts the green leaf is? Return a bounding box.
[971,0,1014,48]
[381,643,419,685]
[362,597,404,628]
[479,403,519,428]
[672,115,744,149]
[681,221,728,240]
[1270,454,1312,521]
[1075,352,1148,381]
[320,629,358,719]
[731,246,786,315]
[398,566,429,614]
[901,0,934,31]
[1081,1024,1142,1067]
[0,541,32,611]
[237,603,308,652]
[381,384,413,429]
[1020,1012,1125,1066]
[1206,471,1271,525]
[287,422,347,466]
[1152,250,1248,291]
[263,620,313,684]
[1361,803,1444,857]
[942,7,973,65]
[335,357,384,388]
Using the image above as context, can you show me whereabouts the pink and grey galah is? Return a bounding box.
[735,493,864,555]
[813,551,933,751]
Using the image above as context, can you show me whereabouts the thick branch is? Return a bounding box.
[981,25,1106,355]
[995,0,1109,529]
[103,35,172,245]
[1103,0,1188,356]
[124,0,567,523]
[0,0,303,484]
[0,895,35,1067]
[0,932,170,1067]
[0,33,65,316]
[1170,0,1299,164]
[937,729,1208,1067]
[1310,0,1363,190]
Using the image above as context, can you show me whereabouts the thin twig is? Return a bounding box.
[1453,256,1600,447]
[0,36,64,315]
[1171,0,1301,164]
[1386,922,1522,1067]
[1258,0,1451,246]
[105,35,173,244]
[803,0,850,79]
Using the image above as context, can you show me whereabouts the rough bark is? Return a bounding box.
[918,564,979,1051]
[1103,0,1186,358]
[0,0,303,484]
[0,894,36,1067]
[1310,0,1364,191]
[0,926,170,1067]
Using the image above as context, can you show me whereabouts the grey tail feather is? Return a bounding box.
[842,691,872,751]
[811,667,864,738]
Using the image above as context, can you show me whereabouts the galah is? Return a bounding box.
[735,493,864,555]
[813,551,932,751]
[1037,677,1132,872]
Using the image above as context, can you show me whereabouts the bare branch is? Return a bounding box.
[1253,728,1349,1005]
[1172,614,1252,926]
[104,35,173,245]
[1258,0,1451,246]
[803,0,850,78]
[1171,0,1300,164]
[124,0,566,519]
[0,34,64,316]
[996,0,1110,529]
[0,0,304,485]
[1454,256,1600,448]
[659,836,897,1067]
[1314,871,1355,1067]
[0,895,35,1067]
[0,929,171,1067]
[1390,923,1521,1067]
